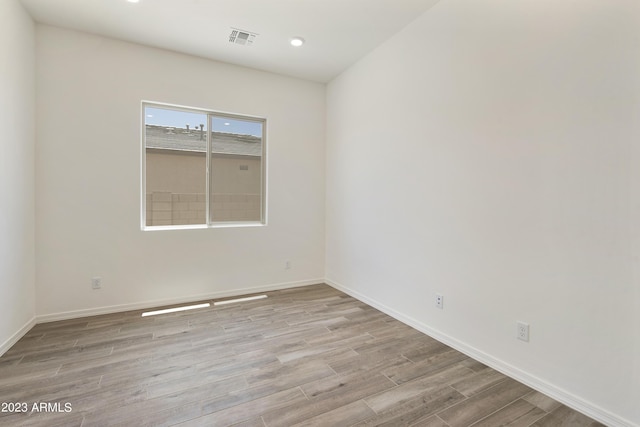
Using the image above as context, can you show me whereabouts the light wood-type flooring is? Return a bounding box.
[0,284,604,427]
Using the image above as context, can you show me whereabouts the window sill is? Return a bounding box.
[142,222,266,231]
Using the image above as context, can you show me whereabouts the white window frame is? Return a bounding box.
[141,101,267,230]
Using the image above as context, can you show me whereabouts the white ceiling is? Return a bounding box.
[20,0,440,83]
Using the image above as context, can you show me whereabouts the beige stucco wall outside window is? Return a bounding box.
[142,102,266,229]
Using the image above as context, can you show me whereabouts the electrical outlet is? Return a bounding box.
[517,321,529,342]
[91,277,102,290]
[435,294,444,309]
[285,260,291,270]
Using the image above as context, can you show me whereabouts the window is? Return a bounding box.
[142,102,266,228]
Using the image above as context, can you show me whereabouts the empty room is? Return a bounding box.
[1,0,638,426]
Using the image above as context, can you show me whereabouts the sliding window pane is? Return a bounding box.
[145,107,207,226]
[209,116,264,222]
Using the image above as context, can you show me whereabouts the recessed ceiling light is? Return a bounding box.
[127,0,139,3]
[290,37,305,47]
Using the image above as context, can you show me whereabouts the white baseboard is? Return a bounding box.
[36,279,323,323]
[0,316,36,357]
[325,278,636,427]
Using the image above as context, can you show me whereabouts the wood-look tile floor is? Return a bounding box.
[0,284,604,427]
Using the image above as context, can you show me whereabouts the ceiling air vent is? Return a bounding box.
[229,28,257,46]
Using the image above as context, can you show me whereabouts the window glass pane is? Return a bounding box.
[145,107,207,226]
[210,116,263,222]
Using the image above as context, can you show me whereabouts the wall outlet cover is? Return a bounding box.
[517,321,529,342]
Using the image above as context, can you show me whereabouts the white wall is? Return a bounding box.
[35,26,325,318]
[326,1,639,425]
[0,0,36,355]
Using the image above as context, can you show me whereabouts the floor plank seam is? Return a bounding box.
[362,397,378,415]
[465,396,526,427]
[435,413,451,426]
[527,410,550,427]
[381,372,399,387]
[298,385,311,401]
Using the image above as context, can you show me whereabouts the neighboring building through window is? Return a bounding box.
[143,103,265,228]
